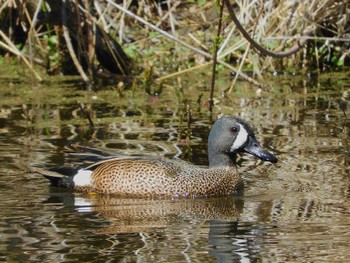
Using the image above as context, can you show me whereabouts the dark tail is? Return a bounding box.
[33,167,78,189]
[64,144,117,164]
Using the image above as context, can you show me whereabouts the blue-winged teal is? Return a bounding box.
[34,116,278,197]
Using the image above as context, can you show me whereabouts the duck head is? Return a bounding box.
[208,116,278,167]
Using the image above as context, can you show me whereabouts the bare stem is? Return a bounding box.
[77,101,95,128]
[209,0,225,113]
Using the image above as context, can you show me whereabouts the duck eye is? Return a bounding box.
[230,126,238,133]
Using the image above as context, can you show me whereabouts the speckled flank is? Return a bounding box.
[88,157,243,196]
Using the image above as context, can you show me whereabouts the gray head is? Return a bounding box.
[208,116,278,167]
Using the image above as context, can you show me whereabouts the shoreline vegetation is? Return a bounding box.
[0,0,349,89]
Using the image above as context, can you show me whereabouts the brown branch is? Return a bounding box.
[224,0,315,58]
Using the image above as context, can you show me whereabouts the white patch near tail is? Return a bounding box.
[73,169,92,187]
[75,197,93,213]
[230,124,248,151]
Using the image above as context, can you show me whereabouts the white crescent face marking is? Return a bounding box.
[230,124,248,151]
[73,169,92,187]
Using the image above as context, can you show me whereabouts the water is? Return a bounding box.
[0,69,349,262]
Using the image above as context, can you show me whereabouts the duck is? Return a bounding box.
[34,116,278,197]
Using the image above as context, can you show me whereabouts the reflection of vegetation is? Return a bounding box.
[143,65,164,96]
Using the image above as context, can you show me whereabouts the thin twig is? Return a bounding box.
[155,1,180,28]
[217,23,235,56]
[27,0,43,68]
[265,36,350,42]
[167,0,176,35]
[156,55,263,89]
[118,0,128,43]
[209,0,225,112]
[156,62,209,82]
[227,43,251,94]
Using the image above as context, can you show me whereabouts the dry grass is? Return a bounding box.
[229,0,350,71]
[0,0,349,85]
